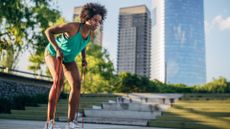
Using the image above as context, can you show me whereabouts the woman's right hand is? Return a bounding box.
[56,48,63,61]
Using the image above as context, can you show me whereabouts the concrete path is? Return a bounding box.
[0,119,174,129]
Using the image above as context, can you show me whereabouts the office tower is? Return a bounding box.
[117,5,151,78]
[151,0,206,85]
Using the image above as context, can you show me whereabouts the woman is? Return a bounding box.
[44,3,107,129]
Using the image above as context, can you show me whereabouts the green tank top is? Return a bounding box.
[46,23,91,63]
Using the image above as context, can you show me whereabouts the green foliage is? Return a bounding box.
[74,16,81,22]
[0,98,11,113]
[0,93,48,113]
[0,0,60,71]
[193,77,230,93]
[28,53,44,73]
[29,16,66,75]
[114,73,229,93]
[11,95,38,110]
[63,43,116,93]
[115,72,158,93]
[27,8,64,74]
[157,83,193,93]
[82,43,116,93]
[114,72,192,93]
[11,94,49,110]
[33,94,49,104]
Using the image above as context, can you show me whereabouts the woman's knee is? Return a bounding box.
[70,79,81,90]
[52,76,64,87]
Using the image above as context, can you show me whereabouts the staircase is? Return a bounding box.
[79,93,183,126]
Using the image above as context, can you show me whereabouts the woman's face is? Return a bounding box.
[86,14,102,31]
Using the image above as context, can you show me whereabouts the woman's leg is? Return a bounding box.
[62,62,81,122]
[44,50,64,121]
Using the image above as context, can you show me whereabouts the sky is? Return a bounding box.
[18,0,230,82]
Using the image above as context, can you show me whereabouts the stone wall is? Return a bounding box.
[0,72,52,100]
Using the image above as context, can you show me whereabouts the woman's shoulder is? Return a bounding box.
[66,22,81,29]
[65,22,82,34]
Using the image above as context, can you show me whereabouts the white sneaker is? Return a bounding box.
[44,120,61,129]
[65,121,82,129]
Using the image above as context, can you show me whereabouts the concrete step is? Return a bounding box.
[102,102,171,111]
[128,93,183,99]
[118,93,183,105]
[58,116,149,126]
[102,102,158,111]
[80,117,149,126]
[84,109,161,119]
[92,105,102,109]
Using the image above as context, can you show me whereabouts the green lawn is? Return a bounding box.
[148,94,230,129]
[0,94,117,121]
[1,93,230,129]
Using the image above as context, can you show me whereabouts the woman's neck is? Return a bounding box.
[81,23,91,35]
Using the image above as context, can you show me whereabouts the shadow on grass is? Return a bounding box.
[149,94,230,129]
[149,111,223,129]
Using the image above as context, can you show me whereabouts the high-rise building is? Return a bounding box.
[151,0,206,85]
[73,6,103,46]
[117,5,151,78]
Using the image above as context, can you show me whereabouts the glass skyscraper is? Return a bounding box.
[151,0,206,85]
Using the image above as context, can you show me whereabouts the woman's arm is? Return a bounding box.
[81,30,95,67]
[81,48,86,60]
[45,23,76,51]
[81,48,87,67]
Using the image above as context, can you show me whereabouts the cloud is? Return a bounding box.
[206,15,230,33]
[213,15,230,30]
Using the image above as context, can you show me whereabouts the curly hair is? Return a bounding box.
[80,3,107,24]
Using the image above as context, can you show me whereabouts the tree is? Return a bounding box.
[194,77,230,93]
[115,72,158,93]
[63,43,116,93]
[0,0,60,70]
[28,17,66,74]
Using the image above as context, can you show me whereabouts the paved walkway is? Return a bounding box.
[0,119,173,129]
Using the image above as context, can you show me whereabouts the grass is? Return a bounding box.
[0,94,117,121]
[1,93,230,129]
[148,94,230,129]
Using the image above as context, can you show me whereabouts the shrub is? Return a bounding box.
[0,98,11,113]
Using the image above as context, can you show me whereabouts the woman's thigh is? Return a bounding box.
[44,48,64,83]
[62,62,81,89]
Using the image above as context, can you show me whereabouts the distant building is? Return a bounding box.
[117,5,151,78]
[151,0,206,85]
